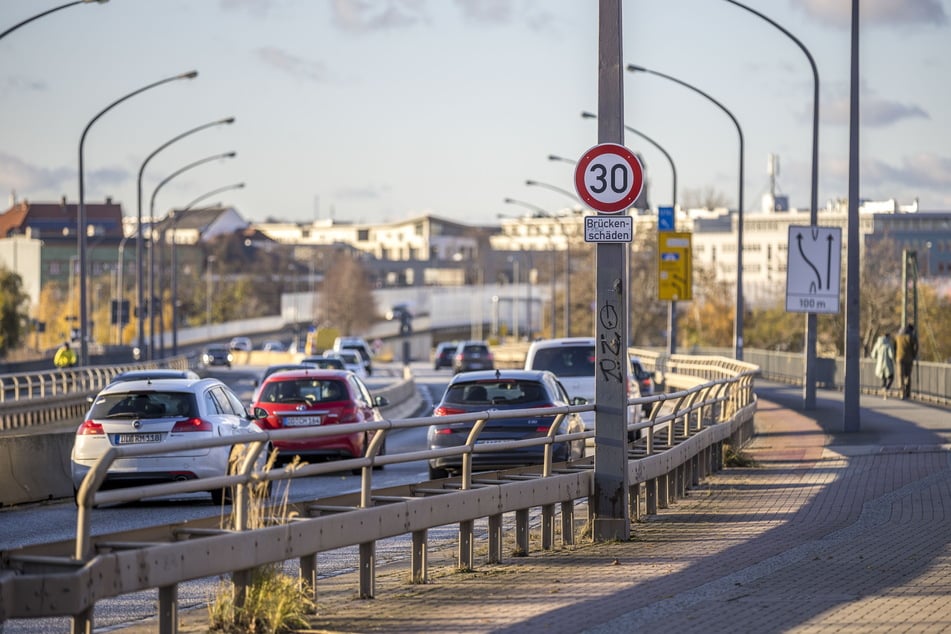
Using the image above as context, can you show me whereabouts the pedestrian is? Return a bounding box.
[53,341,77,369]
[870,331,895,399]
[895,323,918,400]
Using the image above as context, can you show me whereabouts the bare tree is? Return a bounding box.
[319,256,378,334]
[681,186,730,211]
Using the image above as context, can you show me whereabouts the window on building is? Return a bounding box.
[357,229,369,241]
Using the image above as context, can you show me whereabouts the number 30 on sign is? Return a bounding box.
[574,143,644,214]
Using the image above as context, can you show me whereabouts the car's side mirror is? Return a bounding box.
[374,395,389,408]
[571,396,588,405]
[252,406,269,419]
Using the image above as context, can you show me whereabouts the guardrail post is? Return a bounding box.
[541,503,555,549]
[71,609,93,634]
[158,585,177,634]
[359,542,375,598]
[515,508,530,556]
[561,501,574,546]
[628,483,640,520]
[300,554,317,600]
[645,478,657,514]
[459,519,474,569]
[411,529,428,583]
[488,514,503,563]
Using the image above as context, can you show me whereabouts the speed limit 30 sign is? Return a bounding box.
[574,143,644,214]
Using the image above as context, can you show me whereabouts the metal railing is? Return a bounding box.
[0,354,757,633]
[0,358,190,404]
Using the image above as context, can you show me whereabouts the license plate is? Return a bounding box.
[476,439,506,445]
[116,433,164,445]
[283,415,322,427]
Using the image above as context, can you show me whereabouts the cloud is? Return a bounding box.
[453,0,555,30]
[331,0,429,32]
[0,153,72,194]
[822,94,930,126]
[334,184,390,200]
[255,47,329,83]
[3,76,47,93]
[454,0,514,24]
[218,0,276,17]
[794,0,948,28]
[864,153,951,191]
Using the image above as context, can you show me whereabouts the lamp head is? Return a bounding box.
[225,151,237,158]
[222,117,236,125]
[525,179,537,186]
[180,70,199,80]
[626,64,647,73]
[580,111,596,119]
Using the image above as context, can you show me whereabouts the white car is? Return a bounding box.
[524,337,641,441]
[229,336,252,352]
[326,349,367,379]
[333,336,374,376]
[70,377,266,505]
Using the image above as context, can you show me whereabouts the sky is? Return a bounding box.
[1,0,949,228]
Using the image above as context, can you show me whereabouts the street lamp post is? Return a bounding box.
[627,63,745,360]
[114,233,133,345]
[205,255,216,339]
[722,0,821,407]
[525,179,583,205]
[77,70,198,366]
[503,198,562,338]
[0,0,108,41]
[148,151,236,357]
[135,116,235,359]
[170,183,245,355]
[523,180,583,337]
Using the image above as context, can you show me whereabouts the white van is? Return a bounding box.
[524,337,641,440]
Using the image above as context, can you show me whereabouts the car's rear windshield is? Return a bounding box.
[260,379,348,403]
[89,391,198,419]
[462,344,489,355]
[445,380,545,405]
[528,346,595,377]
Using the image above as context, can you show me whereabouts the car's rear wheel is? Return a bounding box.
[428,465,450,480]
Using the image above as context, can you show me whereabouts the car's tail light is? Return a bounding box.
[434,405,466,416]
[487,352,495,361]
[171,417,213,432]
[432,427,454,435]
[336,405,361,424]
[77,420,104,435]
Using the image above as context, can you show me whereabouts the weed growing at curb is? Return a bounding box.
[208,454,316,633]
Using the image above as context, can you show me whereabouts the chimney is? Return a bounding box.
[105,196,112,205]
[60,195,67,207]
[8,190,16,207]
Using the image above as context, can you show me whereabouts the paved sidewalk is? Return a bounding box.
[122,382,951,633]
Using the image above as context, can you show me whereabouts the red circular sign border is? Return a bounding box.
[574,143,644,214]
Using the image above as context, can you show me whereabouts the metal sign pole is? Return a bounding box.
[592,0,631,541]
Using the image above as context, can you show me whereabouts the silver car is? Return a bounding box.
[71,377,265,505]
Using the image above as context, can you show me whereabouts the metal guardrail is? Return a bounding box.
[0,355,757,633]
[0,358,191,432]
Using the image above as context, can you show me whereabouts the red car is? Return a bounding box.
[250,369,388,468]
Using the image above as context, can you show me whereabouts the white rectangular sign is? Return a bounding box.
[785,225,842,314]
[584,215,633,243]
